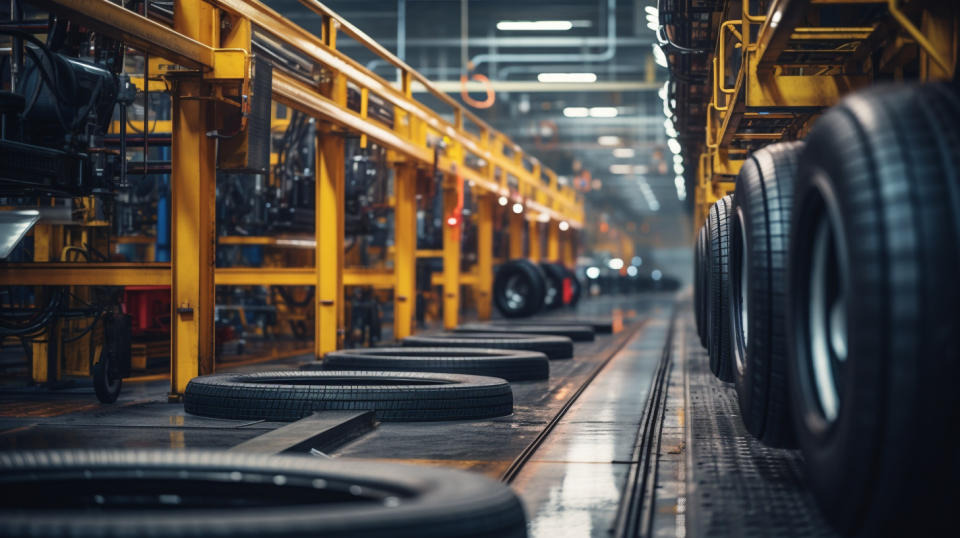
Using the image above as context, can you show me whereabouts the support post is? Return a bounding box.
[547,220,560,261]
[169,0,217,399]
[31,223,53,383]
[316,128,345,357]
[442,175,461,330]
[508,211,524,259]
[394,162,417,339]
[476,194,494,320]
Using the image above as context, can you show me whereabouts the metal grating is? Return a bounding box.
[683,321,839,538]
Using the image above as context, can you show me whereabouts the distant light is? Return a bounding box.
[498,20,574,31]
[610,164,632,175]
[664,118,677,138]
[512,203,524,214]
[673,154,684,164]
[537,72,597,83]
[644,6,658,16]
[563,107,589,118]
[667,138,682,155]
[597,135,621,146]
[626,265,639,277]
[612,148,635,158]
[675,176,687,201]
[674,163,684,174]
[559,221,570,231]
[589,107,618,118]
[538,212,550,223]
[608,258,624,270]
[632,256,642,266]
[446,216,458,226]
[586,266,601,279]
[498,196,509,206]
[652,44,668,68]
[651,269,663,281]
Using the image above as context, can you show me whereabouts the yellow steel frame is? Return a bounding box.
[3,0,583,394]
[695,0,958,224]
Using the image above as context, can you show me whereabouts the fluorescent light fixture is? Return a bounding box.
[512,202,524,214]
[563,107,589,117]
[667,138,682,155]
[627,265,639,277]
[673,154,684,164]
[651,269,663,281]
[559,221,570,231]
[589,107,618,118]
[658,81,668,101]
[597,135,621,146]
[644,6,659,16]
[675,176,687,201]
[498,196,509,206]
[674,163,684,174]
[498,20,573,31]
[276,238,318,249]
[537,72,596,83]
[652,44,668,68]
[612,148,635,158]
[538,212,551,223]
[608,258,624,270]
[586,266,600,279]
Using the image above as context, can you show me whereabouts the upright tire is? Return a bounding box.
[493,259,547,318]
[728,141,803,447]
[0,450,528,537]
[787,84,960,536]
[707,195,735,381]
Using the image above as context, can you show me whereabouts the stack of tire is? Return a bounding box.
[693,84,960,536]
[492,259,582,318]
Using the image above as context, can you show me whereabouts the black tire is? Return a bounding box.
[304,347,549,381]
[729,141,803,448]
[539,263,567,309]
[184,371,513,422]
[787,84,960,536]
[707,195,735,381]
[455,322,594,342]
[93,349,122,404]
[0,450,527,537]
[521,318,611,333]
[493,259,547,318]
[402,332,573,359]
[565,266,583,306]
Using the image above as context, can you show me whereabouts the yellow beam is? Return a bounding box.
[442,178,461,330]
[394,163,417,338]
[215,267,313,286]
[476,194,494,320]
[528,220,541,262]
[0,263,171,286]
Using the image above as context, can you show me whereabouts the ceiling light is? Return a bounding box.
[610,164,632,175]
[512,203,524,214]
[597,135,621,146]
[667,138,682,155]
[586,266,600,279]
[627,265,639,277]
[537,72,597,83]
[497,20,574,31]
[563,107,589,117]
[674,163,684,174]
[608,258,624,270]
[673,154,684,164]
[644,6,659,16]
[498,196,509,206]
[612,148,635,158]
[652,44,668,68]
[589,107,618,118]
[559,221,570,231]
[537,212,550,223]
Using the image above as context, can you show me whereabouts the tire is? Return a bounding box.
[455,322,595,342]
[0,450,527,537]
[728,141,803,448]
[93,349,122,404]
[402,333,574,359]
[493,259,547,318]
[707,195,735,381]
[787,84,960,536]
[565,266,583,306]
[539,263,567,309]
[304,347,549,381]
[528,318,612,334]
[184,371,513,422]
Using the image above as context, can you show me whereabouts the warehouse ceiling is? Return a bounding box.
[264,0,686,226]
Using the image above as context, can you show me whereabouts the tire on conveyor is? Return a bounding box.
[304,347,549,381]
[706,194,735,381]
[728,141,804,448]
[454,322,595,342]
[184,371,513,421]
[493,259,547,318]
[0,450,528,538]
[529,317,613,334]
[539,262,568,309]
[402,332,573,359]
[787,83,960,537]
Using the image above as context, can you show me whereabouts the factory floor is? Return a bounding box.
[0,293,836,537]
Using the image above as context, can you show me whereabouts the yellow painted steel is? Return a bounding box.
[509,212,525,259]
[315,129,345,357]
[475,194,495,320]
[528,221,541,262]
[393,163,417,338]
[442,178,461,330]
[547,221,560,262]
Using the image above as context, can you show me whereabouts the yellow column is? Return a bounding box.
[394,163,417,339]
[315,128,345,357]
[508,211,524,259]
[170,0,217,398]
[528,220,541,261]
[562,230,576,267]
[476,194,494,320]
[442,176,461,329]
[31,223,53,383]
[547,220,560,261]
